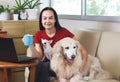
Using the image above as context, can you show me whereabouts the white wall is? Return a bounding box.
[0,0,16,8]
[40,0,50,11]
[59,19,120,32]
[0,0,45,9]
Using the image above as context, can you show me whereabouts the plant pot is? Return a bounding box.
[13,14,19,20]
[26,9,38,20]
[0,12,10,20]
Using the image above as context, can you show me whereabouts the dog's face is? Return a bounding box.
[41,39,52,49]
[41,39,49,46]
[61,38,79,63]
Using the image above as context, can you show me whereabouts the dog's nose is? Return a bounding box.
[71,55,75,59]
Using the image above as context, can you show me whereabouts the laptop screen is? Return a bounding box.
[0,38,18,62]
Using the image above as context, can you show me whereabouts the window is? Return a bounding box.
[86,0,120,16]
[51,0,120,16]
[51,0,81,15]
[50,0,120,21]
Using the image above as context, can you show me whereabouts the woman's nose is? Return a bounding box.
[46,18,50,22]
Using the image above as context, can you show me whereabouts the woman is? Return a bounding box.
[33,7,87,82]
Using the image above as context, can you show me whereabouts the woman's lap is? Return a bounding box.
[35,61,56,82]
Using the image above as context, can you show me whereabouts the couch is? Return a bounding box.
[73,29,120,82]
[24,29,120,82]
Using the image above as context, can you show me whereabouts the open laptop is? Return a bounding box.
[0,37,37,63]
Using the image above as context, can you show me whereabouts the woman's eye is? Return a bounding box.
[49,17,54,19]
[42,17,46,20]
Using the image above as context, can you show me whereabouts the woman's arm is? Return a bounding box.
[22,37,44,61]
[34,43,44,60]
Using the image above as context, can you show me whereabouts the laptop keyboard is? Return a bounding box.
[17,55,36,63]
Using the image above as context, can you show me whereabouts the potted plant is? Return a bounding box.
[0,5,10,20]
[13,0,30,11]
[27,0,42,9]
[25,0,42,20]
[12,0,30,20]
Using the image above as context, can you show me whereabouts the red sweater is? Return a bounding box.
[34,28,74,47]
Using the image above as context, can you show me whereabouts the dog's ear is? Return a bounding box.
[75,40,80,48]
[49,40,53,44]
[75,40,81,53]
[41,38,44,42]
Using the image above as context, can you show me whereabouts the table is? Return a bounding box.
[0,60,39,82]
[0,30,7,38]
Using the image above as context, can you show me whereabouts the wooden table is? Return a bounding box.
[0,60,39,82]
[0,31,7,38]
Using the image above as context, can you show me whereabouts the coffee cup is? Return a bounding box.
[23,34,33,46]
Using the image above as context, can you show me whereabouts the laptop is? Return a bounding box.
[0,37,37,63]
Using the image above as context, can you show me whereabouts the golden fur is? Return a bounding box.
[50,37,112,82]
[51,37,83,82]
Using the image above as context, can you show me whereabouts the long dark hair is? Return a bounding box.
[39,7,62,30]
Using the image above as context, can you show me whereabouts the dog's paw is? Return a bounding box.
[70,74,83,82]
[59,78,67,82]
[83,76,92,81]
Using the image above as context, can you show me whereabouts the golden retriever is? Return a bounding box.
[50,37,112,82]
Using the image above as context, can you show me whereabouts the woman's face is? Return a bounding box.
[42,10,56,30]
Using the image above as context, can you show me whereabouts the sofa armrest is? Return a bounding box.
[96,32,120,80]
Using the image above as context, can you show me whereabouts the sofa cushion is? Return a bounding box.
[79,79,119,82]
[97,32,120,80]
[86,79,119,82]
[73,30,101,56]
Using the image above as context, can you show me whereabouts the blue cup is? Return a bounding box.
[23,34,33,46]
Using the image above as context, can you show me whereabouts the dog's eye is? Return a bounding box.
[44,43,46,44]
[73,46,76,49]
[65,47,69,49]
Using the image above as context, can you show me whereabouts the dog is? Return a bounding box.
[51,37,83,82]
[82,54,112,81]
[41,39,52,60]
[25,39,52,82]
[50,37,112,82]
